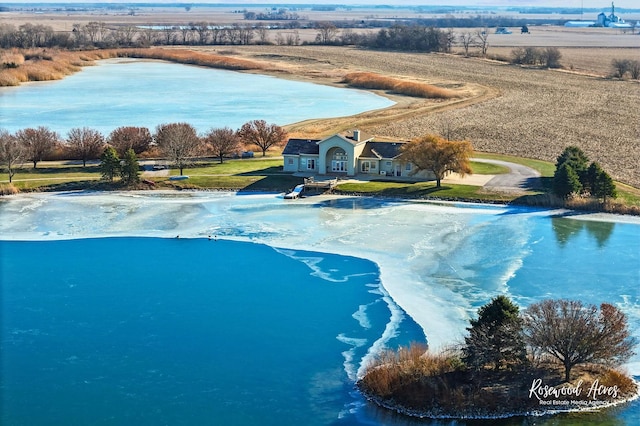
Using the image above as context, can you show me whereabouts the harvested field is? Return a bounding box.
[219,45,638,188]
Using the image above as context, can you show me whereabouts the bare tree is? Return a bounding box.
[193,22,210,44]
[15,126,58,168]
[204,127,241,163]
[459,32,475,57]
[255,24,270,45]
[0,129,24,183]
[139,27,156,46]
[161,25,176,45]
[179,25,192,45]
[400,134,473,188]
[629,59,640,80]
[315,22,338,44]
[523,299,636,382]
[108,126,152,157]
[66,127,105,167]
[475,28,489,56]
[154,123,201,175]
[611,58,630,78]
[444,28,455,53]
[542,47,562,68]
[114,25,138,46]
[237,120,287,157]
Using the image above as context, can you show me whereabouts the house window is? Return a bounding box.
[333,149,348,161]
[288,158,294,165]
[331,148,347,172]
[307,159,316,170]
[386,161,392,166]
[405,163,412,171]
[361,161,370,173]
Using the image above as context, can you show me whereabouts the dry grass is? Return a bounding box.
[342,72,458,99]
[0,183,19,196]
[0,47,269,87]
[116,48,269,71]
[359,343,462,398]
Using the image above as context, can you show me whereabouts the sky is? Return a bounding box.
[5,0,638,8]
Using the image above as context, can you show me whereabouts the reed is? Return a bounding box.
[0,48,268,87]
[342,72,458,99]
[0,184,19,196]
[359,343,462,398]
[115,48,268,71]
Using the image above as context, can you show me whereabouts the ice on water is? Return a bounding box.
[1,191,639,374]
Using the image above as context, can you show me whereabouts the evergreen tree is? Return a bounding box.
[99,146,120,182]
[120,148,140,186]
[593,168,617,202]
[463,295,527,372]
[553,163,582,199]
[555,146,589,188]
[585,161,603,195]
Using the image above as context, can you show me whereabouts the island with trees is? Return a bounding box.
[357,296,638,419]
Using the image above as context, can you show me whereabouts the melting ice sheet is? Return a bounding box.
[1,191,640,373]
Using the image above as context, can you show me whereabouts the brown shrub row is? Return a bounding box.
[114,48,269,71]
[358,343,462,398]
[342,72,459,99]
[0,48,269,87]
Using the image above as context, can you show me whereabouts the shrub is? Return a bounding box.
[342,72,458,99]
[0,184,19,196]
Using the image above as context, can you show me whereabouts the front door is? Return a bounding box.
[395,164,402,177]
[332,160,347,172]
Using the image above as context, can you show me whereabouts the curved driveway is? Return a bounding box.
[473,158,542,193]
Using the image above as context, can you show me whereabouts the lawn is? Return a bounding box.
[335,180,515,202]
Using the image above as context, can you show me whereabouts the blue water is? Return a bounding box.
[0,237,423,426]
[0,60,394,135]
[0,193,639,425]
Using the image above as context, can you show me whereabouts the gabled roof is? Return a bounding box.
[282,138,321,156]
[360,141,406,159]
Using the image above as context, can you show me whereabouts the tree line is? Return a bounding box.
[552,146,617,203]
[464,296,635,382]
[0,120,287,183]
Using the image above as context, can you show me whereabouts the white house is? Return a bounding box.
[282,130,425,178]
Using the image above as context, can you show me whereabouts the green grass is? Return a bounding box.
[179,159,285,176]
[470,160,509,175]
[335,180,515,202]
[473,152,555,177]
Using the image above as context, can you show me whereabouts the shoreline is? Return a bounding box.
[358,382,640,421]
[2,189,640,422]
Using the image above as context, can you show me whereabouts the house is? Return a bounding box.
[283,130,428,179]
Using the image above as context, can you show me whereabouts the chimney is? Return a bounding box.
[353,129,360,142]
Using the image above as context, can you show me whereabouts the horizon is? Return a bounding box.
[3,0,639,8]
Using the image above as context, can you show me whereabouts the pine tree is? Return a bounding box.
[593,169,617,202]
[120,148,140,186]
[553,163,582,199]
[99,146,120,182]
[463,295,527,373]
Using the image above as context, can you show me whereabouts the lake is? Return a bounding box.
[0,59,394,135]
[1,192,638,425]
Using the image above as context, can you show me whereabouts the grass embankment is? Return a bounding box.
[342,72,459,99]
[358,343,638,419]
[3,155,640,214]
[2,158,302,193]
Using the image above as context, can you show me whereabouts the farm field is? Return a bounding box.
[2,7,638,188]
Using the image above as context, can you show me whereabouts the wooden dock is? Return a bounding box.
[304,177,338,192]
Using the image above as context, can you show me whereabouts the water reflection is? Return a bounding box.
[551,217,615,248]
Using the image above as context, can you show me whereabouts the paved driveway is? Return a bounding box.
[474,158,542,193]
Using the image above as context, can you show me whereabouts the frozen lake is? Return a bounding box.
[0,59,394,135]
[1,191,639,425]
